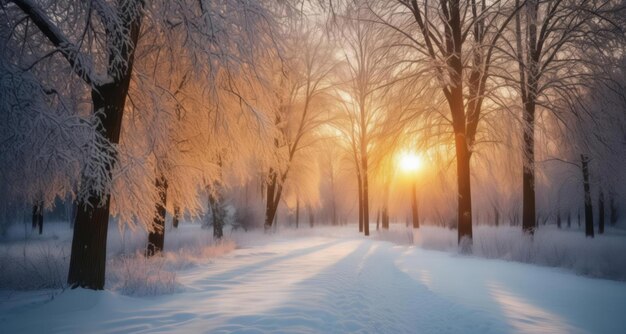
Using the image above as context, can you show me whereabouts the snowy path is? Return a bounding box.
[2,236,626,333]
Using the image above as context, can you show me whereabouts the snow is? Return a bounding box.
[2,228,626,333]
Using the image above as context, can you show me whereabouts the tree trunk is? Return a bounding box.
[295,198,300,228]
[32,201,43,234]
[556,211,562,229]
[382,206,389,230]
[209,187,225,239]
[66,3,143,289]
[146,175,168,257]
[598,190,605,234]
[382,182,390,230]
[68,194,111,290]
[581,154,594,237]
[360,131,370,236]
[567,212,571,228]
[68,84,133,289]
[522,100,536,234]
[264,169,277,231]
[357,172,363,233]
[454,132,473,244]
[172,206,180,228]
[411,181,419,229]
[308,205,314,228]
[15,0,143,291]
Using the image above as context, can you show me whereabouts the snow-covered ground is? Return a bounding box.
[2,227,626,333]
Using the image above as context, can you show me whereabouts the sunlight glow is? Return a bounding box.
[399,152,422,172]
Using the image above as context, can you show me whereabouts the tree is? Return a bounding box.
[510,0,623,234]
[367,0,521,245]
[263,24,337,231]
[335,7,402,236]
[5,0,281,289]
[4,0,144,289]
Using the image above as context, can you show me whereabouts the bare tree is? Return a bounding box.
[366,0,521,245]
[509,0,623,233]
[263,24,337,231]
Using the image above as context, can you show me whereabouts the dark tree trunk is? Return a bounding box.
[264,167,285,232]
[598,190,605,234]
[295,198,300,228]
[67,6,143,288]
[68,195,111,290]
[357,172,363,233]
[567,212,571,228]
[382,182,390,230]
[444,1,472,246]
[556,211,562,229]
[68,84,133,289]
[581,155,594,238]
[38,209,43,235]
[522,100,536,234]
[454,131,473,244]
[361,141,370,236]
[32,201,43,234]
[208,187,225,239]
[172,206,180,228]
[264,169,277,231]
[411,181,419,229]
[146,175,168,257]
[308,205,314,228]
[382,206,389,230]
[577,209,581,228]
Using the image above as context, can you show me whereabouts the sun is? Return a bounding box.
[399,152,422,172]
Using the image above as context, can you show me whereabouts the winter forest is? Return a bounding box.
[1,0,626,333]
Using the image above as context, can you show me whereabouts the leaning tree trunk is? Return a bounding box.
[67,7,143,289]
[146,175,168,257]
[581,154,594,238]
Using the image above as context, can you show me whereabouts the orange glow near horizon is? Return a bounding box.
[398,151,422,173]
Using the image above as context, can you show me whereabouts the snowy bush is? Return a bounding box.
[107,253,179,297]
[413,225,626,281]
[0,223,236,295]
